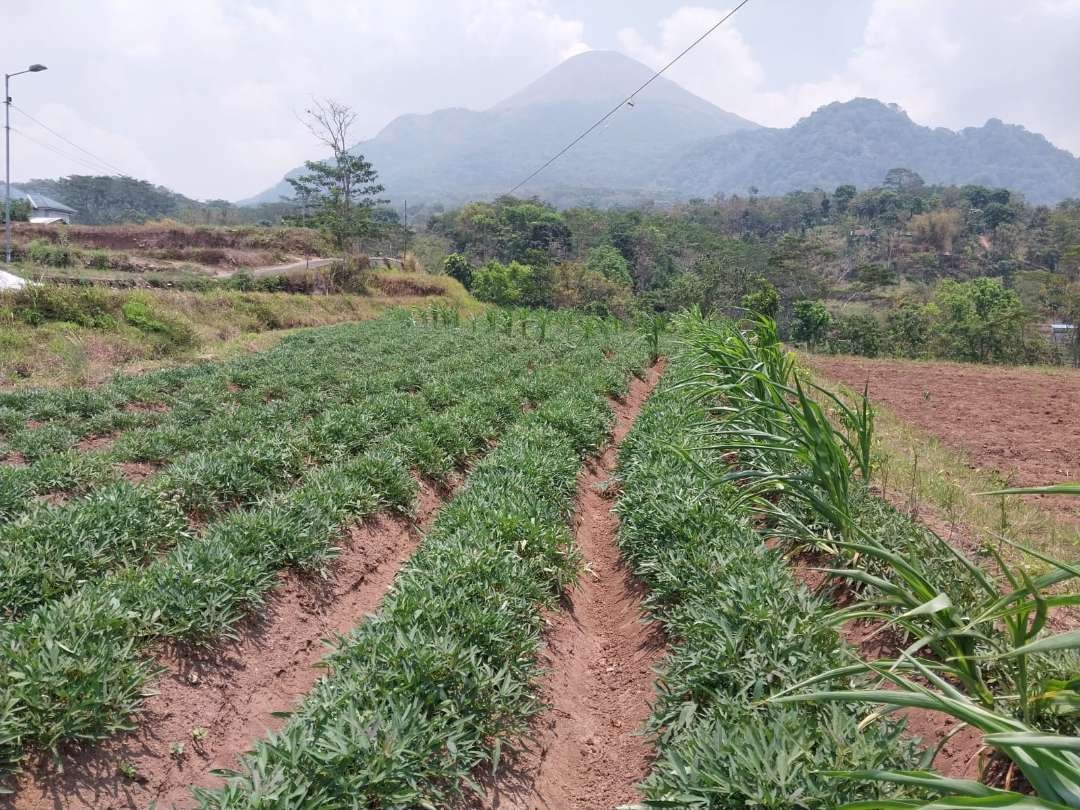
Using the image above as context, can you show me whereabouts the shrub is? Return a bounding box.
[25,238,74,268]
[471,260,545,307]
[550,262,632,318]
[830,313,885,357]
[4,285,118,328]
[87,250,110,270]
[121,295,198,353]
[443,253,472,289]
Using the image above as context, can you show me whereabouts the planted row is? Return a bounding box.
[614,361,919,808]
[197,393,622,807]
[0,323,608,620]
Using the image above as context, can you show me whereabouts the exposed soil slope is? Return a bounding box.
[809,355,1080,526]
[7,482,446,810]
[480,364,665,810]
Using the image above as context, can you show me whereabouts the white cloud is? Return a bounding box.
[618,0,1080,155]
[6,0,590,199]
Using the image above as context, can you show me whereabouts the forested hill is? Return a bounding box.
[242,52,1080,207]
[666,99,1080,205]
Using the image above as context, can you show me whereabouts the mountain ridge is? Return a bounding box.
[242,51,1080,207]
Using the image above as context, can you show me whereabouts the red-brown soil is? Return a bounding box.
[808,355,1080,526]
[7,482,446,810]
[366,274,447,298]
[117,461,159,485]
[478,364,665,810]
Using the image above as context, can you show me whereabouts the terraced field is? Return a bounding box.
[2,309,1079,809]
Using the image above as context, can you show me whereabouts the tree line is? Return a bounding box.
[420,173,1080,366]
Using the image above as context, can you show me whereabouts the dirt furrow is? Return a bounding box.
[480,365,665,810]
[8,480,447,810]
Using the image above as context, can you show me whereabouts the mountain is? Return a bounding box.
[243,53,1080,208]
[241,50,759,207]
[664,99,1080,204]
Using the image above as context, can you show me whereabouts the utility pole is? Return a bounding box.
[401,199,407,268]
[4,63,47,264]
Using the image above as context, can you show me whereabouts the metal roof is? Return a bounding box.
[23,192,76,214]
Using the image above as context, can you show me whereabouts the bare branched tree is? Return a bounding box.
[287,98,385,249]
[301,98,357,164]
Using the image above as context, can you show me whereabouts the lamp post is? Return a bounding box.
[5,63,47,264]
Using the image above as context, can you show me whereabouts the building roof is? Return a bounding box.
[23,192,76,214]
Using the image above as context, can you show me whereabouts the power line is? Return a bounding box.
[506,0,755,196]
[11,104,130,176]
[10,126,120,177]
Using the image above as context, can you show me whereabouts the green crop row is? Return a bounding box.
[196,390,628,807]
[0,319,485,521]
[0,313,648,785]
[0,314,639,626]
[614,361,920,808]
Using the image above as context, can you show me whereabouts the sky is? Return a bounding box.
[6,0,1079,201]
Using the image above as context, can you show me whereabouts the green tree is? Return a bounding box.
[286,99,385,250]
[9,199,30,222]
[740,277,780,318]
[442,253,472,289]
[929,277,1032,363]
[791,299,832,350]
[1061,245,1080,281]
[883,167,925,192]
[886,304,930,357]
[470,261,546,307]
[833,185,856,214]
[585,245,631,285]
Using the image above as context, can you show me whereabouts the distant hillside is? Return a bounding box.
[242,50,759,207]
[666,99,1080,205]
[16,176,201,225]
[243,53,1080,207]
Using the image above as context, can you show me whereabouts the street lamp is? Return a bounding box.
[5,64,48,264]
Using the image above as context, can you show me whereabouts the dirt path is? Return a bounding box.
[248,256,337,277]
[480,364,665,810]
[7,481,446,810]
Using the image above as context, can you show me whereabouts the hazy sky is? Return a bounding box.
[7,0,1079,200]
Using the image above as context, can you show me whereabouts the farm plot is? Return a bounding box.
[809,354,1080,529]
[0,309,650,805]
[611,314,1080,808]
[191,331,655,808]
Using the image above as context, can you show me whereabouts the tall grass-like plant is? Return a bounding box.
[774,656,1080,809]
[675,311,1080,803]
[675,310,873,542]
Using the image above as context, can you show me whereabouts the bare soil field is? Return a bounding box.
[808,355,1080,526]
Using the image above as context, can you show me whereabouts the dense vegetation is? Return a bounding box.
[424,180,1080,364]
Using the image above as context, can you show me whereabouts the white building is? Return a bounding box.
[23,192,77,224]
